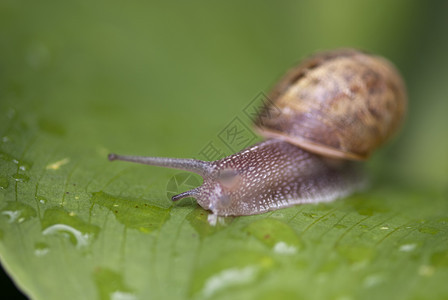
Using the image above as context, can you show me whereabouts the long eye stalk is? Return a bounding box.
[108,153,211,202]
[108,153,214,177]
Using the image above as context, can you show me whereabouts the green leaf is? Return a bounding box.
[1,1,448,300]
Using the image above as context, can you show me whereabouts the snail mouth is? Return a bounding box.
[206,194,232,216]
[217,195,232,209]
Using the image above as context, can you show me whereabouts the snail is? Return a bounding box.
[108,48,407,217]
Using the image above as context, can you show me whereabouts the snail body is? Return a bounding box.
[109,49,406,216]
[109,139,363,216]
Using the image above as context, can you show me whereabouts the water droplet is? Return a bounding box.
[347,197,389,216]
[418,227,440,235]
[419,265,435,276]
[380,226,389,230]
[190,251,273,297]
[41,207,100,249]
[43,224,95,249]
[363,274,384,288]
[430,249,448,267]
[245,218,301,252]
[12,173,30,183]
[46,157,70,170]
[399,243,417,252]
[36,196,48,204]
[302,212,317,219]
[1,201,37,223]
[110,291,137,300]
[202,266,258,297]
[91,191,170,233]
[1,136,10,143]
[438,217,448,224]
[0,176,9,189]
[94,267,135,300]
[334,224,347,229]
[0,150,32,170]
[337,245,376,264]
[273,241,297,255]
[19,162,30,171]
[34,242,50,257]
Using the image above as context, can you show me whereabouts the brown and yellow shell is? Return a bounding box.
[254,48,407,160]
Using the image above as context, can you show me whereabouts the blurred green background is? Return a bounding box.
[0,0,447,299]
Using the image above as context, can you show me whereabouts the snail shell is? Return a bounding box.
[255,49,407,160]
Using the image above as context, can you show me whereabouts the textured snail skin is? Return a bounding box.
[191,139,364,216]
[109,139,365,216]
[255,49,407,160]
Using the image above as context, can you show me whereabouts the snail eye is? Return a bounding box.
[218,169,238,179]
[217,169,241,190]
